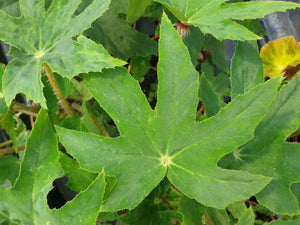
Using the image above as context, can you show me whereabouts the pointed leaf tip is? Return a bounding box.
[156,0,300,40]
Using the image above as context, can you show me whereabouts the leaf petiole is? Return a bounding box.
[0,146,25,155]
[43,62,74,117]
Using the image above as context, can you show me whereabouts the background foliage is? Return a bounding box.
[0,0,300,224]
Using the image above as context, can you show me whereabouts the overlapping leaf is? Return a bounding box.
[180,197,255,225]
[84,0,158,60]
[179,196,230,225]
[231,40,263,99]
[0,155,19,186]
[126,0,152,24]
[56,13,281,212]
[220,75,300,215]
[0,109,105,225]
[155,0,299,40]
[267,220,300,225]
[0,0,125,107]
[0,0,19,16]
[0,64,7,115]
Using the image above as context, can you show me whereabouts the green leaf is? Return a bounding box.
[266,220,300,225]
[0,112,29,149]
[243,19,268,37]
[126,0,152,24]
[0,155,19,186]
[183,26,204,66]
[253,204,275,217]
[230,40,264,99]
[201,61,230,99]
[203,35,229,73]
[120,180,176,225]
[155,0,299,40]
[144,1,164,20]
[81,101,116,137]
[0,0,125,107]
[0,99,8,117]
[227,201,255,225]
[56,13,280,212]
[61,116,82,131]
[59,152,97,193]
[0,109,106,225]
[291,183,300,212]
[84,0,158,60]
[69,79,93,102]
[0,0,20,16]
[200,75,226,117]
[0,64,8,116]
[219,75,300,215]
[130,56,151,82]
[179,196,230,225]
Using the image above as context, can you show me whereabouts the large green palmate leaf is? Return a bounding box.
[0,109,106,225]
[56,13,281,211]
[155,0,299,40]
[0,0,125,107]
[219,75,300,216]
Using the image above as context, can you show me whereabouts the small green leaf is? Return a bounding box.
[266,220,300,225]
[59,152,97,193]
[0,0,20,16]
[231,40,264,99]
[84,0,158,60]
[201,61,230,99]
[203,35,229,73]
[200,75,225,117]
[0,112,29,149]
[0,0,125,107]
[0,155,19,186]
[69,79,93,102]
[61,116,82,131]
[183,26,204,66]
[0,109,106,225]
[120,182,176,225]
[291,183,300,212]
[179,196,230,225]
[155,0,299,40]
[57,13,280,212]
[81,101,115,137]
[130,56,151,82]
[227,201,255,225]
[126,0,152,24]
[253,204,276,217]
[0,65,7,115]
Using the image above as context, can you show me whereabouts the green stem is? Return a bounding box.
[43,63,74,117]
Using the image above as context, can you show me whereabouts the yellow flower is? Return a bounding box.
[260,36,300,79]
